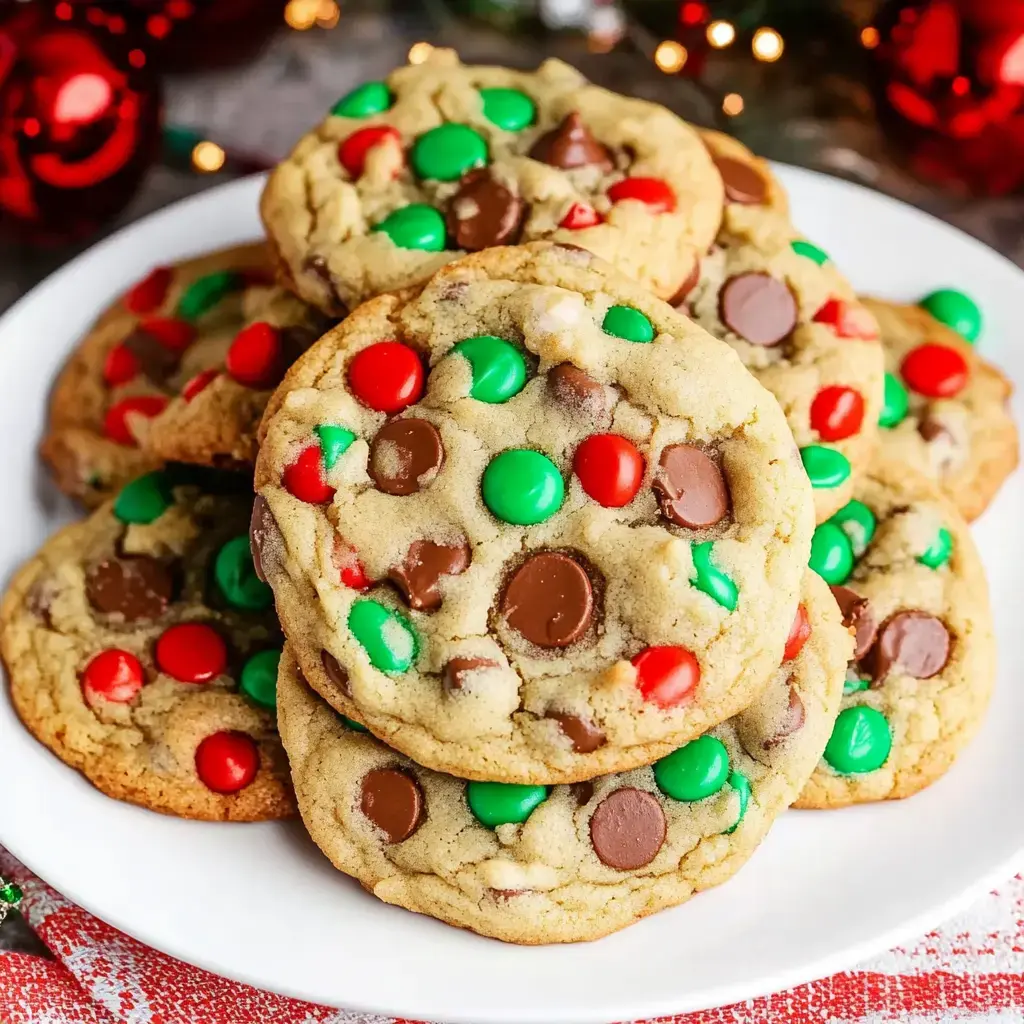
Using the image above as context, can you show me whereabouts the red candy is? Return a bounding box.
[812,299,879,339]
[124,266,172,314]
[226,321,283,389]
[182,369,219,402]
[155,623,227,683]
[783,604,811,662]
[573,434,645,507]
[103,344,139,386]
[810,386,865,442]
[194,731,259,794]
[631,646,699,708]
[283,445,336,504]
[901,343,969,398]
[607,177,676,214]
[139,316,196,352]
[347,341,424,413]
[103,395,168,446]
[81,649,145,706]
[338,126,401,178]
[332,536,370,590]
[559,202,602,229]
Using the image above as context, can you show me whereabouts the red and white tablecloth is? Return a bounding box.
[2,847,1023,1024]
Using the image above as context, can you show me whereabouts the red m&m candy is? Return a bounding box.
[226,321,283,389]
[283,444,336,504]
[559,202,602,229]
[182,369,219,402]
[339,126,401,178]
[195,731,259,794]
[347,341,424,413]
[632,645,699,708]
[103,396,168,446]
[155,623,227,683]
[103,344,140,386]
[812,299,878,339]
[333,536,370,590]
[810,386,865,442]
[607,177,676,214]
[124,266,172,314]
[138,317,196,353]
[900,343,968,398]
[783,604,811,661]
[573,434,645,507]
[81,648,145,706]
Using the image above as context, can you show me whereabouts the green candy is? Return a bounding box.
[654,735,730,802]
[824,705,891,774]
[348,599,418,673]
[113,472,173,525]
[479,87,535,131]
[690,541,738,611]
[176,270,241,321]
[920,288,982,343]
[331,81,391,118]
[452,335,527,403]
[879,372,910,429]
[482,449,564,525]
[373,204,446,251]
[240,649,280,709]
[809,522,854,585]
[800,445,851,489]
[467,781,548,828]
[723,771,751,834]
[843,670,870,695]
[790,239,829,265]
[316,424,356,471]
[828,499,876,558]
[341,714,368,733]
[602,305,655,343]
[411,123,487,182]
[215,535,273,610]
[918,526,953,569]
[0,882,22,905]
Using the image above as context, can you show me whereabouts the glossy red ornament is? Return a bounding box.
[103,395,167,445]
[812,299,879,339]
[631,645,699,708]
[155,622,227,683]
[194,731,259,794]
[226,321,283,389]
[607,177,676,213]
[573,434,645,507]
[783,604,811,662]
[81,648,145,705]
[102,343,139,386]
[901,342,969,397]
[124,266,172,313]
[810,386,866,441]
[347,341,424,413]
[283,445,336,505]
[559,202,602,229]
[338,126,401,179]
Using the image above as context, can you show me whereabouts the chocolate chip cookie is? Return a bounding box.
[260,48,723,316]
[254,241,815,784]
[1,469,293,820]
[866,297,1017,522]
[797,457,995,807]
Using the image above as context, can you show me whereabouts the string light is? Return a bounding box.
[316,0,341,29]
[284,0,320,30]
[654,40,688,73]
[706,20,736,49]
[722,93,744,116]
[860,26,880,49]
[408,41,434,65]
[752,27,784,62]
[191,141,226,173]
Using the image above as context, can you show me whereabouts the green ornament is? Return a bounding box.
[331,81,391,118]
[920,288,982,343]
[341,714,368,733]
[828,499,876,559]
[113,472,173,525]
[843,671,870,695]
[316,424,356,471]
[654,735,730,802]
[0,881,22,905]
[410,123,487,182]
[800,445,851,489]
[240,649,281,709]
[176,270,242,321]
[373,204,446,251]
[790,239,829,265]
[479,87,536,131]
[602,305,655,343]
[452,335,527,403]
[690,541,738,611]
[824,705,891,774]
[348,599,418,673]
[809,522,855,585]
[879,372,910,429]
[918,526,953,569]
[467,781,548,828]
[723,770,751,834]
[482,449,564,525]
[215,536,273,611]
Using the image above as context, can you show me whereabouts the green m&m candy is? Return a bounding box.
[824,705,891,774]
[240,648,281,709]
[348,599,418,673]
[602,305,655,343]
[690,541,738,611]
[215,535,274,610]
[482,449,564,525]
[919,288,982,343]
[316,424,356,471]
[918,526,953,569]
[479,87,535,131]
[331,81,391,118]
[809,522,854,585]
[800,445,851,489]
[176,270,242,321]
[114,472,173,525]
[452,335,527,403]
[828,499,876,558]
[340,714,368,733]
[790,239,829,265]
[467,781,548,828]
[843,669,870,695]
[654,735,730,802]
[372,204,446,252]
[723,770,751,834]
[411,123,487,182]
[879,372,909,429]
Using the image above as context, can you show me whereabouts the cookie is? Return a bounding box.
[865,297,1017,522]
[797,457,995,807]
[41,244,331,506]
[700,129,788,218]
[254,241,815,784]
[685,200,884,523]
[260,48,723,316]
[278,569,848,944]
[0,469,294,820]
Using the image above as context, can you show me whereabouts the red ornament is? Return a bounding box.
[607,177,676,213]
[559,202,602,229]
[347,341,424,413]
[332,536,370,591]
[155,622,227,683]
[124,266,172,313]
[102,343,139,386]
[181,368,218,401]
[631,645,700,708]
[573,434,645,507]
[283,444,336,504]
[812,299,879,339]
[81,648,145,705]
[783,604,811,662]
[226,321,283,389]
[194,731,259,794]
[810,386,866,441]
[103,395,167,445]
[901,342,969,397]
[139,316,195,352]
[338,126,401,179]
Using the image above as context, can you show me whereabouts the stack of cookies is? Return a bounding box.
[3,49,1015,943]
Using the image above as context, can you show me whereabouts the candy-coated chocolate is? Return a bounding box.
[341,714,368,732]
[800,445,851,489]
[481,449,564,525]
[103,343,139,386]
[479,87,535,131]
[348,599,418,673]
[331,80,391,118]
[81,648,145,705]
[783,604,811,661]
[372,204,446,251]
[240,649,281,709]
[809,522,854,585]
[901,343,968,398]
[918,526,953,569]
[607,176,676,213]
[347,340,424,412]
[155,623,228,683]
[812,298,878,339]
[411,123,487,182]
[451,335,527,403]
[103,395,168,446]
[824,705,891,774]
[654,735,729,801]
[467,781,548,828]
[602,304,654,343]
[339,125,401,178]
[226,321,283,389]
[572,434,644,507]
[790,239,829,265]
[690,541,738,611]
[176,270,242,321]
[879,371,909,428]
[723,771,751,833]
[194,731,259,793]
[283,445,336,504]
[828,499,876,558]
[113,472,172,525]
[215,536,273,610]
[810,386,865,442]
[124,266,172,313]
[182,369,219,402]
[559,202,601,229]
[316,424,356,470]
[920,288,981,343]
[632,645,699,708]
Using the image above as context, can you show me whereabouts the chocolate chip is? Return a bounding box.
[443,656,499,693]
[571,780,595,806]
[85,556,175,622]
[918,417,951,443]
[123,327,180,387]
[360,767,424,843]
[388,539,471,611]
[321,649,351,697]
[589,788,666,870]
[547,363,609,421]
[249,496,281,584]
[491,888,528,900]
[763,684,805,749]
[653,444,730,529]
[446,169,524,251]
[868,611,951,684]
[830,585,878,661]
[668,259,701,307]
[720,273,797,347]
[501,552,594,649]
[547,712,606,753]
[528,112,612,171]
[27,582,54,627]
[368,418,444,496]
[713,156,768,205]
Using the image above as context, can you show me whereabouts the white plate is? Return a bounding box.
[1,168,1022,1024]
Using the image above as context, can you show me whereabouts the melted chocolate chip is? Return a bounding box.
[668,259,701,307]
[123,328,180,387]
[868,611,951,684]
[501,552,594,649]
[443,656,499,693]
[547,712,606,753]
[589,788,666,870]
[528,112,612,170]
[368,418,444,496]
[830,585,879,661]
[446,169,525,251]
[321,649,351,697]
[653,445,730,529]
[763,684,805,749]
[85,556,175,622]
[546,363,609,422]
[389,539,471,611]
[713,156,768,205]
[360,768,424,843]
[720,273,797,347]
[572,780,595,806]
[249,495,281,584]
